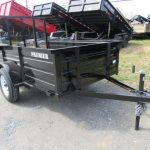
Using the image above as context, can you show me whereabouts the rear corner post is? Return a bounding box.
[106,42,111,78]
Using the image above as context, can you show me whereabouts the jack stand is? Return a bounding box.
[135,102,146,130]
[135,71,146,130]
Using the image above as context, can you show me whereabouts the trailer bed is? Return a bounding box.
[0,40,120,95]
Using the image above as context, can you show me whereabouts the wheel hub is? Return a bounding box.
[0,75,9,97]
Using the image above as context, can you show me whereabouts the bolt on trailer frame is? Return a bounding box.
[0,14,150,130]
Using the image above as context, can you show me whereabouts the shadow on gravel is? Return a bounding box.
[16,80,135,131]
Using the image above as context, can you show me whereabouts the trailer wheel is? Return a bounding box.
[0,68,19,103]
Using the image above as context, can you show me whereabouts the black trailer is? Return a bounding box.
[130,15,149,23]
[0,15,150,130]
[68,0,132,39]
[32,0,133,40]
[0,39,120,98]
[130,15,150,39]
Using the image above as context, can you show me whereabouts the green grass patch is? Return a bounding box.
[129,39,150,46]
[113,40,150,91]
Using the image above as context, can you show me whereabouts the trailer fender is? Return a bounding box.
[0,61,21,84]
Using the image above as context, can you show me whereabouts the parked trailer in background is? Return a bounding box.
[32,1,132,47]
[32,2,95,33]
[130,15,150,39]
[0,0,56,34]
[68,0,133,40]
[33,0,133,38]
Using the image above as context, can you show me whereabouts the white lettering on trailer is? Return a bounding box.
[31,52,49,60]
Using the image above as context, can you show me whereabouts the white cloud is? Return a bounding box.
[113,0,150,18]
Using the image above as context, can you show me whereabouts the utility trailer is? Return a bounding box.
[0,40,120,95]
[0,0,55,34]
[32,1,132,46]
[68,0,133,39]
[130,15,150,39]
[0,16,150,130]
[32,2,95,33]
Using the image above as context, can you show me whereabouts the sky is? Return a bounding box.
[0,0,149,19]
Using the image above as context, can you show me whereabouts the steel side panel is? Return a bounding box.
[3,47,20,62]
[25,75,56,91]
[22,47,58,92]
[4,48,19,56]
[24,66,56,84]
[23,57,55,72]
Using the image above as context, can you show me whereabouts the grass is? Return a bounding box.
[129,39,150,46]
[113,39,150,91]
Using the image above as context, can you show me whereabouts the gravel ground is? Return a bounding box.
[0,80,150,150]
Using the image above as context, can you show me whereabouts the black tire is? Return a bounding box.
[0,68,19,103]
